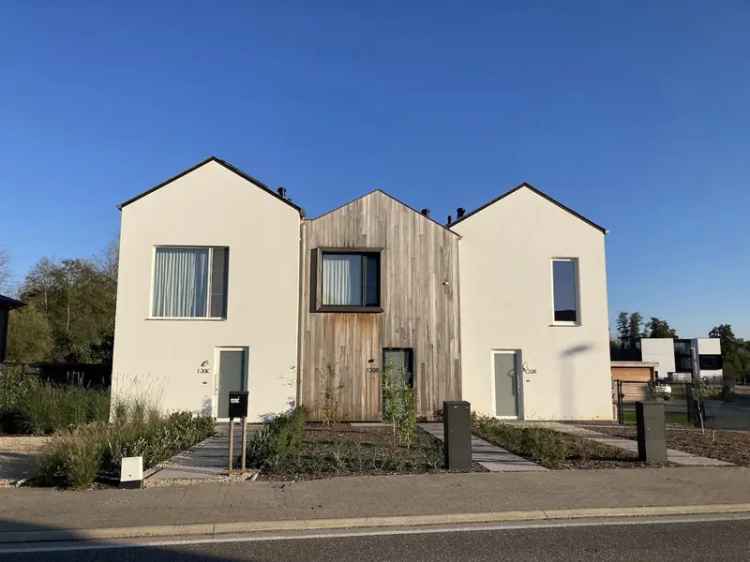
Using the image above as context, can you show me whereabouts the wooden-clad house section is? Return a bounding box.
[299,190,462,421]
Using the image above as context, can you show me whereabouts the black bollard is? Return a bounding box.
[636,400,667,464]
[443,401,471,472]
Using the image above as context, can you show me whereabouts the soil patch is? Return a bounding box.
[259,425,485,480]
[583,424,750,466]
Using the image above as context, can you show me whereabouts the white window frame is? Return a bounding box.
[550,257,581,327]
[148,245,228,320]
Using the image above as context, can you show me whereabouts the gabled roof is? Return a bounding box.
[118,156,304,214]
[0,294,24,310]
[449,182,607,234]
[309,188,460,237]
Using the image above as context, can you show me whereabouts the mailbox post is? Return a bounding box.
[636,400,666,464]
[228,391,249,473]
[443,401,472,472]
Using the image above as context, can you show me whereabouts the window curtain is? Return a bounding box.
[322,254,362,305]
[153,248,209,317]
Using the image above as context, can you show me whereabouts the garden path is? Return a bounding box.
[515,422,732,467]
[419,423,547,472]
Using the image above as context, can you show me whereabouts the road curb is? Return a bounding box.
[3,503,750,544]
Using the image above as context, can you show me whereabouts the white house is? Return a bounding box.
[112,159,614,421]
[451,184,613,420]
[640,337,723,382]
[111,158,301,422]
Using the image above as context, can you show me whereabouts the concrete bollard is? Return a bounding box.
[443,401,472,472]
[636,400,667,464]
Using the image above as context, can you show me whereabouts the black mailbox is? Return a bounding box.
[228,391,249,419]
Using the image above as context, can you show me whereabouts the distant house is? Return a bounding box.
[640,337,723,382]
[0,295,24,363]
[112,156,613,421]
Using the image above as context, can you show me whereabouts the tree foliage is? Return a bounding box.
[7,242,118,364]
[709,324,750,383]
[645,317,678,339]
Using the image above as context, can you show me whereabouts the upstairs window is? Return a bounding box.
[152,246,228,319]
[319,250,380,310]
[552,258,579,324]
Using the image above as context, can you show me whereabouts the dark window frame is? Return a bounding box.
[315,247,384,313]
[551,258,581,325]
[382,347,415,388]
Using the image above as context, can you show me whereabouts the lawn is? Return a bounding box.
[255,424,459,480]
[589,425,750,466]
[472,416,660,469]
[621,410,690,426]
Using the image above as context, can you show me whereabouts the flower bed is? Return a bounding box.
[35,404,214,488]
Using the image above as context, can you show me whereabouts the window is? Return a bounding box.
[699,354,723,371]
[383,348,414,388]
[319,250,380,310]
[552,258,579,323]
[152,246,228,318]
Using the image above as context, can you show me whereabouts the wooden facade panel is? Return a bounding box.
[299,191,461,420]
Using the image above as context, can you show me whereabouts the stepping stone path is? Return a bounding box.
[419,423,547,472]
[524,422,733,467]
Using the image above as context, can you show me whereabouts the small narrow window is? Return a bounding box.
[552,258,579,323]
[152,246,229,318]
[320,251,380,309]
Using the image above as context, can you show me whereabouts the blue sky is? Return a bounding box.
[1,1,748,338]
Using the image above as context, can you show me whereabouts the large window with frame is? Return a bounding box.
[552,258,579,324]
[151,246,228,319]
[319,250,380,310]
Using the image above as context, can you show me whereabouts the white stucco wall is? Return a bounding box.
[640,338,676,379]
[111,160,300,422]
[452,186,612,420]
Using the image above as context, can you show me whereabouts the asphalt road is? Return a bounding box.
[3,518,750,561]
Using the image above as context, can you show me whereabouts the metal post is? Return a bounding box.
[241,416,247,472]
[228,418,235,473]
[636,400,666,464]
[617,381,624,425]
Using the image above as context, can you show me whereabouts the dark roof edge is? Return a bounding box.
[117,156,304,214]
[449,182,607,234]
[0,295,25,309]
[306,188,460,237]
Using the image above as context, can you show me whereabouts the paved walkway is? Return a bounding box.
[419,423,547,472]
[147,423,259,485]
[520,422,733,467]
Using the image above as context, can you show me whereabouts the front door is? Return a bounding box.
[216,348,247,419]
[493,350,520,418]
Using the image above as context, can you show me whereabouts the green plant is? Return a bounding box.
[35,404,214,489]
[247,406,306,470]
[382,364,417,448]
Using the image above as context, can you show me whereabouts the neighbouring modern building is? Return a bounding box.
[640,337,723,382]
[0,295,24,363]
[111,156,614,422]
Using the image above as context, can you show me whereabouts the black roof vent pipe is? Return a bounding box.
[456,207,465,219]
[277,186,287,199]
[420,208,430,217]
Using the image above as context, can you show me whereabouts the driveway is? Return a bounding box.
[0,436,49,485]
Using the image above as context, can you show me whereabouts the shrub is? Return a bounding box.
[35,404,214,489]
[247,406,306,470]
[472,415,567,467]
[0,366,110,435]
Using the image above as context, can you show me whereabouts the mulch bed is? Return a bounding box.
[258,424,485,481]
[581,424,750,466]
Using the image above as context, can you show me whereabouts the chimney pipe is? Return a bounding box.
[420,208,430,217]
[276,186,287,199]
[447,215,453,226]
[456,207,465,219]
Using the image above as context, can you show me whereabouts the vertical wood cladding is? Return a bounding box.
[299,191,461,420]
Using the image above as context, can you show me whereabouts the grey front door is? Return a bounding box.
[493,351,520,418]
[217,349,246,418]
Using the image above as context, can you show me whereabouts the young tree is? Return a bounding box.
[6,304,53,363]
